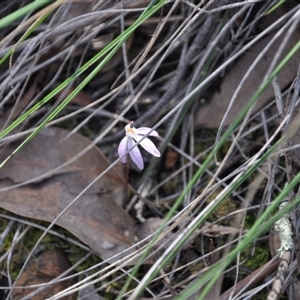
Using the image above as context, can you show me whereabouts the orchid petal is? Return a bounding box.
[128,137,144,169]
[118,136,129,163]
[136,137,160,157]
[136,127,159,137]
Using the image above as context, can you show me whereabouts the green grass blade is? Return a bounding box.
[0,0,51,30]
[179,164,300,300]
[128,34,300,299]
[0,0,167,148]
[0,9,53,66]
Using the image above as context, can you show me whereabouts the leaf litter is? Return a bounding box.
[0,127,139,262]
[12,248,75,300]
[1,1,300,299]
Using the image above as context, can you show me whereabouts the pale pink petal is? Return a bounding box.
[118,136,129,163]
[128,137,144,169]
[138,137,161,157]
[136,127,159,137]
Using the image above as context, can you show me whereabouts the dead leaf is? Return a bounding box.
[164,148,179,170]
[219,259,279,300]
[12,248,75,300]
[55,88,92,107]
[195,6,300,128]
[0,127,139,263]
[201,221,245,237]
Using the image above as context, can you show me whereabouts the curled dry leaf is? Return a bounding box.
[0,127,139,263]
[201,221,246,237]
[12,248,75,300]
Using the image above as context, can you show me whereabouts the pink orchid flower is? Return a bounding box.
[118,121,161,170]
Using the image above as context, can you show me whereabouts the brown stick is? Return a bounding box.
[219,258,279,300]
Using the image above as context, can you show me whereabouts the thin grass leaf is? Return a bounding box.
[0,0,51,30]
[126,32,300,300]
[0,0,167,169]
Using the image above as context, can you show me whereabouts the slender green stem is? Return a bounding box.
[181,169,300,300]
[0,0,51,29]
[265,0,286,15]
[0,0,167,142]
[0,10,52,66]
[129,34,300,300]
